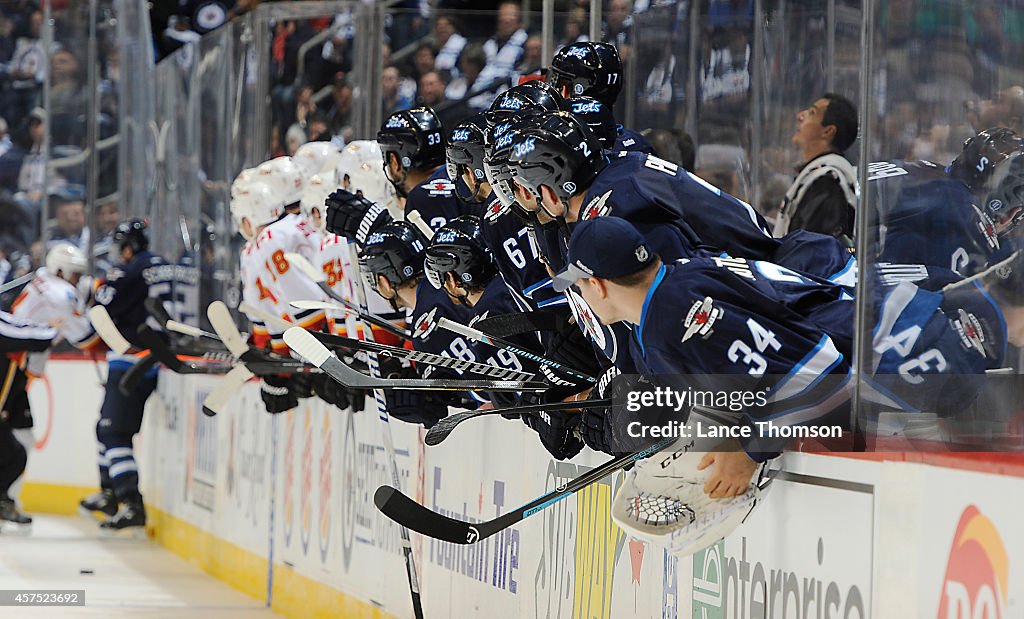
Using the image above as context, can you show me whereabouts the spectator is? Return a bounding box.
[294,83,317,130]
[46,186,89,253]
[382,65,415,116]
[557,8,589,51]
[412,44,437,82]
[285,123,306,156]
[965,86,1024,133]
[0,108,46,234]
[325,75,354,136]
[603,0,633,57]
[445,43,491,112]
[517,35,543,75]
[93,199,120,276]
[433,14,467,81]
[307,112,331,142]
[774,93,859,240]
[0,117,11,159]
[49,47,87,145]
[419,70,463,128]
[1,7,43,124]
[477,1,529,99]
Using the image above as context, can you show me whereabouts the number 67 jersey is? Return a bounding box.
[630,256,855,457]
[240,212,327,352]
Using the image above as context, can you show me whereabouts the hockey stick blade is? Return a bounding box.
[424,399,612,446]
[202,364,255,416]
[208,301,251,358]
[375,436,675,544]
[284,327,545,391]
[437,317,595,384]
[88,306,132,354]
[118,353,158,396]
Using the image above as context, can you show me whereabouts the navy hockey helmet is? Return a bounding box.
[484,81,565,126]
[113,218,150,253]
[424,215,497,294]
[447,114,489,203]
[983,151,1024,235]
[484,120,540,224]
[506,111,608,205]
[357,221,428,295]
[567,96,617,150]
[547,42,623,105]
[949,127,1024,192]
[378,107,446,196]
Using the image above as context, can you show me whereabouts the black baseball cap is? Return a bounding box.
[552,216,655,292]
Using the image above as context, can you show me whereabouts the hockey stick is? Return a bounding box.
[284,327,546,392]
[201,364,255,417]
[340,240,425,619]
[406,210,434,240]
[0,272,33,295]
[135,325,232,375]
[437,317,595,385]
[282,252,413,341]
[144,297,173,329]
[374,436,676,544]
[118,352,160,396]
[423,399,611,446]
[87,305,132,354]
[165,319,223,343]
[244,301,535,382]
[474,310,561,338]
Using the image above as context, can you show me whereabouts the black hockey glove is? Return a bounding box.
[579,366,618,455]
[260,374,297,414]
[524,407,584,461]
[540,313,604,401]
[289,371,315,399]
[324,189,394,247]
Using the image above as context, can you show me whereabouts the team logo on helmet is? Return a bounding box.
[461,272,473,282]
[496,132,515,149]
[572,101,602,114]
[401,156,412,167]
[365,231,386,245]
[574,84,585,95]
[565,45,590,60]
[385,116,410,129]
[498,95,524,110]
[474,168,485,179]
[451,128,471,142]
[434,229,458,243]
[581,190,613,220]
[403,265,414,277]
[494,122,513,137]
[681,297,723,342]
[562,181,577,194]
[512,137,537,159]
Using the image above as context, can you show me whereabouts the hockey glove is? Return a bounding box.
[324,189,394,247]
[260,374,297,414]
[289,372,315,399]
[579,366,618,455]
[525,407,584,460]
[540,313,604,401]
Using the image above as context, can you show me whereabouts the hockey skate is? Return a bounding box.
[79,489,118,520]
[99,498,147,539]
[0,498,33,534]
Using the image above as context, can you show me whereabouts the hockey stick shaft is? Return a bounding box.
[0,272,33,295]
[282,251,412,341]
[437,317,595,384]
[405,210,434,240]
[202,364,255,417]
[423,399,611,446]
[285,328,545,391]
[118,353,159,396]
[341,240,425,619]
[374,436,676,544]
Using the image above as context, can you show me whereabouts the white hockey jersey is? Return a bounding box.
[11,268,98,374]
[239,213,327,353]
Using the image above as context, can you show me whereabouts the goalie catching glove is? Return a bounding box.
[610,431,772,558]
[324,189,394,248]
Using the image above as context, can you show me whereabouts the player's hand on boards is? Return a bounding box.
[698,441,758,499]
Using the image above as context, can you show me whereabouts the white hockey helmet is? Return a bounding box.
[231,167,258,198]
[336,140,400,218]
[300,173,334,230]
[255,156,305,208]
[231,181,282,239]
[45,243,89,279]
[293,141,341,181]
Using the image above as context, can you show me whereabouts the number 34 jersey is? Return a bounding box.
[239,213,326,351]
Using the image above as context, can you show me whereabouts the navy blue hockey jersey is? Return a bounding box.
[405,167,480,232]
[615,127,655,155]
[408,277,478,374]
[867,160,1006,276]
[630,259,854,458]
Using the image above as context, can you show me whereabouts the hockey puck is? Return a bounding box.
[79,568,94,575]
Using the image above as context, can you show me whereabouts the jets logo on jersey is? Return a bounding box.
[426,179,455,196]
[952,309,987,357]
[414,307,439,340]
[483,199,508,223]
[580,189,613,221]
[681,297,722,342]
